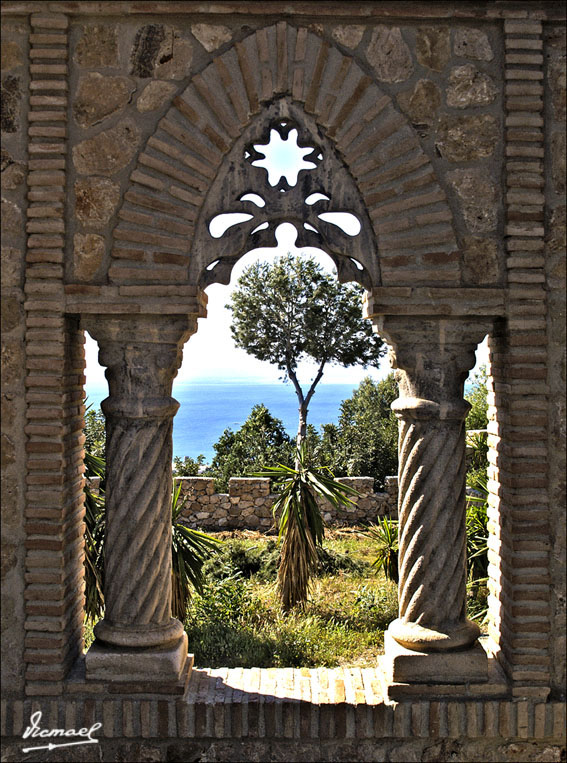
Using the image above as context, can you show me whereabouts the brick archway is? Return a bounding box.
[110,22,458,289]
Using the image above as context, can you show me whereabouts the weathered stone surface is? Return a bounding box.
[75,24,119,68]
[1,340,23,387]
[1,41,23,71]
[383,631,488,684]
[130,24,166,77]
[462,236,501,285]
[366,26,413,83]
[73,233,105,280]
[73,73,136,128]
[75,176,121,226]
[447,168,497,233]
[0,149,25,190]
[397,79,441,125]
[0,295,22,333]
[1,76,20,133]
[436,114,498,162]
[191,23,232,52]
[1,198,22,235]
[453,28,494,61]
[332,25,365,50]
[447,65,497,109]
[131,25,192,80]
[72,119,141,176]
[552,131,566,195]
[547,205,566,254]
[136,80,177,112]
[416,27,450,71]
[0,433,15,467]
[548,57,566,121]
[1,246,23,288]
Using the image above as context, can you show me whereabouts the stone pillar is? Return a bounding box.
[82,315,196,684]
[373,316,493,685]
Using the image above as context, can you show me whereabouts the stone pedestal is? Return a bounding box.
[383,631,488,685]
[372,316,494,686]
[82,315,196,685]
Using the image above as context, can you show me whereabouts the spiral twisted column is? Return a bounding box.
[370,316,494,659]
[82,315,196,681]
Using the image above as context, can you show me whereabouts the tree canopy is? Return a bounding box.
[208,404,293,492]
[227,255,385,446]
[311,374,399,490]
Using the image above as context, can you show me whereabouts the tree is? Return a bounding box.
[465,365,489,430]
[173,455,206,477]
[227,255,385,450]
[84,404,106,460]
[208,404,293,492]
[316,375,399,490]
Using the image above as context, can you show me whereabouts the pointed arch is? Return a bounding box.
[110,22,459,288]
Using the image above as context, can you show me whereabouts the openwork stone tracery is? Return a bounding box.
[192,100,380,289]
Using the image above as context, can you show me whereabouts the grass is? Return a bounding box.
[183,528,398,668]
[83,527,487,667]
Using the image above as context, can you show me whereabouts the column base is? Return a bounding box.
[383,630,488,686]
[86,632,190,685]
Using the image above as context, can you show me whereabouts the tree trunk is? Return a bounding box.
[297,402,308,451]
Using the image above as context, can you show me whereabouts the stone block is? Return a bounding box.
[453,28,494,61]
[85,633,190,684]
[191,23,232,52]
[73,73,136,128]
[72,119,141,176]
[383,631,488,685]
[416,27,450,71]
[74,25,119,68]
[366,26,413,83]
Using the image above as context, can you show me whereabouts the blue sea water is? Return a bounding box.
[84,379,361,463]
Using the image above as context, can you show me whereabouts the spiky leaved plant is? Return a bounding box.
[260,443,359,611]
[171,480,223,620]
[368,516,399,584]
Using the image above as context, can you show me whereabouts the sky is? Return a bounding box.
[84,128,489,388]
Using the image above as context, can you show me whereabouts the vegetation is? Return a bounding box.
[207,404,293,492]
[259,443,359,610]
[465,365,489,494]
[183,530,398,668]
[368,516,399,584]
[227,255,385,448]
[310,374,399,490]
[82,414,221,626]
[173,454,206,477]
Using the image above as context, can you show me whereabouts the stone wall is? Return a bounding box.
[176,476,398,531]
[1,1,565,760]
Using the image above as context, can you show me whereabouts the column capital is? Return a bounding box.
[81,314,197,420]
[372,315,494,407]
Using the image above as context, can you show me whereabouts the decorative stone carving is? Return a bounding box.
[83,315,196,682]
[371,316,494,682]
[191,99,379,289]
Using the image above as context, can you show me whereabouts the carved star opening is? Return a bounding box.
[251,126,317,187]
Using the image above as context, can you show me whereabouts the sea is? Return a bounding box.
[84,379,362,463]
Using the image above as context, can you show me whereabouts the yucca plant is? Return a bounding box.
[171,480,223,620]
[259,442,359,611]
[368,516,399,584]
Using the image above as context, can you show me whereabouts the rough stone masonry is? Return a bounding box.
[1,2,565,761]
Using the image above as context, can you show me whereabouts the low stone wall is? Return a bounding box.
[175,476,398,531]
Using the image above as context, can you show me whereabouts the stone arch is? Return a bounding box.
[110,22,459,289]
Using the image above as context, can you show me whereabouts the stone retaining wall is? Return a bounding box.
[175,476,399,531]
